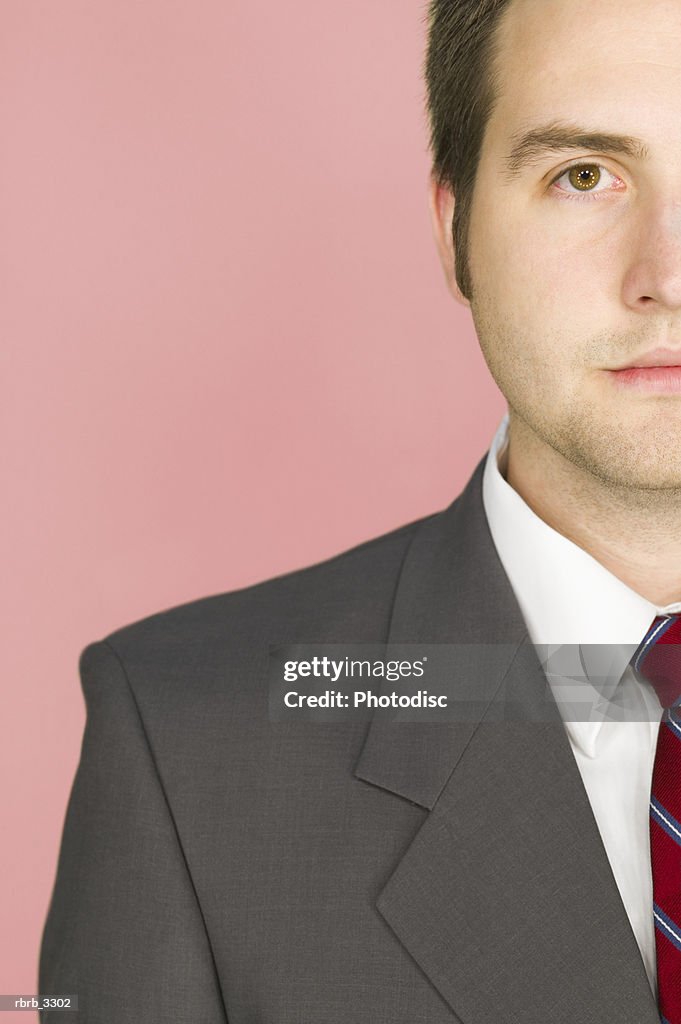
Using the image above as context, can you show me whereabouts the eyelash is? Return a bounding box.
[548,162,625,202]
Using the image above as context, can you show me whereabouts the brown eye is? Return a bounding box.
[567,165,602,191]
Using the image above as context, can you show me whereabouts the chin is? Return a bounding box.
[583,456,681,493]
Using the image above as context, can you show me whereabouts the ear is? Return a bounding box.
[428,176,471,308]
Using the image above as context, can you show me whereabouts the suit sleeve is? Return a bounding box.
[38,640,228,1024]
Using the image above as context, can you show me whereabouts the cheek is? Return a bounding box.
[472,213,613,338]
[470,245,587,401]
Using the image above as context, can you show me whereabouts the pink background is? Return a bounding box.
[1,0,505,1014]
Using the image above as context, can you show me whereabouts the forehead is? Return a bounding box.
[490,0,681,127]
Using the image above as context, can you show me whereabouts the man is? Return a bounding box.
[39,0,681,1021]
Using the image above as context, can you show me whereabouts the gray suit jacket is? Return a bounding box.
[38,455,661,1023]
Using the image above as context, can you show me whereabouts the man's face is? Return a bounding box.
[443,0,681,491]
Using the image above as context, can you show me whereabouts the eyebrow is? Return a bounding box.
[503,120,650,181]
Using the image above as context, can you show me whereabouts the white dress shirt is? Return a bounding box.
[482,413,681,998]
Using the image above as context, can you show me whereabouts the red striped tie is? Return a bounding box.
[634,613,681,1022]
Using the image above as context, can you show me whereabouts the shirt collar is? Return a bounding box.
[481,413,681,756]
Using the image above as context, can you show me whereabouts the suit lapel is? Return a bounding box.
[354,456,659,1023]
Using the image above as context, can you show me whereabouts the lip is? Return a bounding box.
[606,347,681,393]
[606,365,681,394]
[613,347,681,370]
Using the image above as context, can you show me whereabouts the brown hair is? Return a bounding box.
[425,0,514,300]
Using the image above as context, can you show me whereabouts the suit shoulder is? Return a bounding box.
[99,510,439,662]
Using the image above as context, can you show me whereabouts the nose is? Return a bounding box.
[622,200,681,313]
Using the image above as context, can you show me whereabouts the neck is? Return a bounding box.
[504,414,681,607]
